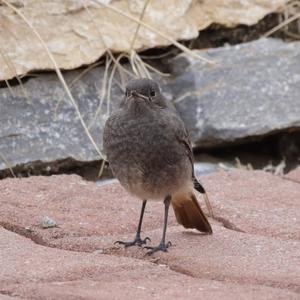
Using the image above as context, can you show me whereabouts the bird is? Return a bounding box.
[103,78,213,255]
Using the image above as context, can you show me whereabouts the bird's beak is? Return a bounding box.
[131,90,139,98]
[127,91,149,101]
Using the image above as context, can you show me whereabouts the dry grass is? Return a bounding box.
[92,0,216,66]
[0,16,30,101]
[0,152,16,178]
[264,0,300,38]
[234,157,254,171]
[129,0,151,53]
[88,56,113,130]
[263,159,286,176]
[0,45,28,101]
[1,0,106,164]
[54,60,103,117]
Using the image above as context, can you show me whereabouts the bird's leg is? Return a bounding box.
[115,200,150,247]
[144,195,172,255]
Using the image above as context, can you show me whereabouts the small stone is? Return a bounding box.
[25,226,32,232]
[94,249,104,254]
[40,216,57,229]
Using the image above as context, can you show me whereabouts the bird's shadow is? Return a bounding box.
[182,230,210,236]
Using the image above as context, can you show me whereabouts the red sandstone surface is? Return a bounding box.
[0,169,299,299]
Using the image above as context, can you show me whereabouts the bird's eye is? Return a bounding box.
[150,90,156,97]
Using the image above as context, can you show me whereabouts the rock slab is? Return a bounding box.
[169,38,300,147]
[1,38,300,171]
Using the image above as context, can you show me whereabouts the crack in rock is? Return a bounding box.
[0,222,90,254]
[2,222,299,294]
[0,222,49,247]
[0,290,19,298]
[103,247,300,294]
[167,264,300,293]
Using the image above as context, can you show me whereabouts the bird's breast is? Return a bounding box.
[104,112,191,199]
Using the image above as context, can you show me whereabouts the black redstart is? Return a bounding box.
[103,78,212,255]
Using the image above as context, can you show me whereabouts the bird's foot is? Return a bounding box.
[114,236,151,248]
[144,241,172,255]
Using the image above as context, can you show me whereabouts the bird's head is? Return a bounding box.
[122,78,167,109]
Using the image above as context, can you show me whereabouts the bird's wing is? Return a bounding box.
[170,112,214,217]
[169,113,195,177]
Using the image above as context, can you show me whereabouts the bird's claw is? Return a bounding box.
[114,236,151,248]
[144,241,172,255]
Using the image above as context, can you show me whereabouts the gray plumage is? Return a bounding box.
[104,79,191,200]
[103,78,212,254]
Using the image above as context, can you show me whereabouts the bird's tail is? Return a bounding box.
[193,177,214,218]
[171,190,212,234]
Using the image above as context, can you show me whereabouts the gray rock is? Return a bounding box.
[168,38,300,147]
[0,38,300,172]
[0,67,123,171]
